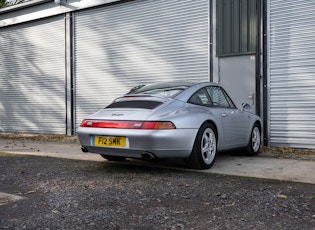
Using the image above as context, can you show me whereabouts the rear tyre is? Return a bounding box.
[185,123,217,169]
[100,155,126,161]
[246,124,261,155]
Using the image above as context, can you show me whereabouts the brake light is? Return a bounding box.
[80,120,176,129]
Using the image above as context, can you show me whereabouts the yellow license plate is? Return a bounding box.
[94,136,126,147]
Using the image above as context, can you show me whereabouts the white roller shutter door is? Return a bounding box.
[268,0,315,148]
[74,0,209,128]
[0,16,66,134]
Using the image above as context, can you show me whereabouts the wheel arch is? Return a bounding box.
[254,120,262,129]
[185,119,218,169]
[202,120,218,138]
[253,120,262,136]
[254,119,263,141]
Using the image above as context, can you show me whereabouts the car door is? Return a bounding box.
[206,86,249,148]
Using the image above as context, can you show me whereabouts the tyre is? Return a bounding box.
[100,155,126,161]
[185,123,217,169]
[246,124,261,155]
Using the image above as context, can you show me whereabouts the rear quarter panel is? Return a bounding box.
[146,101,226,149]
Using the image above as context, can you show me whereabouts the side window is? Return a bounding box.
[206,86,236,109]
[188,88,212,106]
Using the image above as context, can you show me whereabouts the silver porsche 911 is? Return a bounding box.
[78,82,261,169]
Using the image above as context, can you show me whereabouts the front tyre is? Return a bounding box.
[247,124,261,155]
[185,123,217,169]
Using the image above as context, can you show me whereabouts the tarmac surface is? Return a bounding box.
[1,137,315,185]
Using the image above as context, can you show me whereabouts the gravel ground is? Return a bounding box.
[1,153,315,230]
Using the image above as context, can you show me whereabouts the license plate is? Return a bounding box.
[94,136,126,147]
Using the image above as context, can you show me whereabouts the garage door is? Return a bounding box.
[0,16,66,134]
[74,0,210,128]
[268,0,315,148]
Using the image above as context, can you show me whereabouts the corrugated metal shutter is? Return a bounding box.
[0,16,66,134]
[268,0,315,148]
[74,0,209,128]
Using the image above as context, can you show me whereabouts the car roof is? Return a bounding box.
[130,81,195,94]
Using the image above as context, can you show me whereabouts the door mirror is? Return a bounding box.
[241,103,251,111]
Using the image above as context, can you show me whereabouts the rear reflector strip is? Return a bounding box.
[80,120,176,129]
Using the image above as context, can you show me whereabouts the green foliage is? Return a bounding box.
[0,0,10,8]
[0,0,25,9]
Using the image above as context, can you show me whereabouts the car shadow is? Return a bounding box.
[95,149,254,171]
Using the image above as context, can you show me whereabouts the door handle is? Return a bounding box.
[222,113,227,117]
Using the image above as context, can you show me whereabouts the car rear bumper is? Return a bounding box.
[77,127,198,159]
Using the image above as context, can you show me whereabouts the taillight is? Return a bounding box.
[141,121,176,129]
[80,120,176,129]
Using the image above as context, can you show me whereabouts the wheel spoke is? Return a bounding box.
[251,127,260,152]
[201,129,216,164]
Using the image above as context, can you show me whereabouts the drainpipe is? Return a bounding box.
[255,0,262,116]
[262,0,269,146]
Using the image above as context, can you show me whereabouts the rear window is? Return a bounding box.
[128,82,193,97]
[136,87,185,97]
[106,100,162,109]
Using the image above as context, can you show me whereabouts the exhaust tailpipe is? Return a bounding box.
[81,146,88,153]
[141,152,156,159]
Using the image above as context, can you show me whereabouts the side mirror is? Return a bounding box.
[241,103,251,111]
